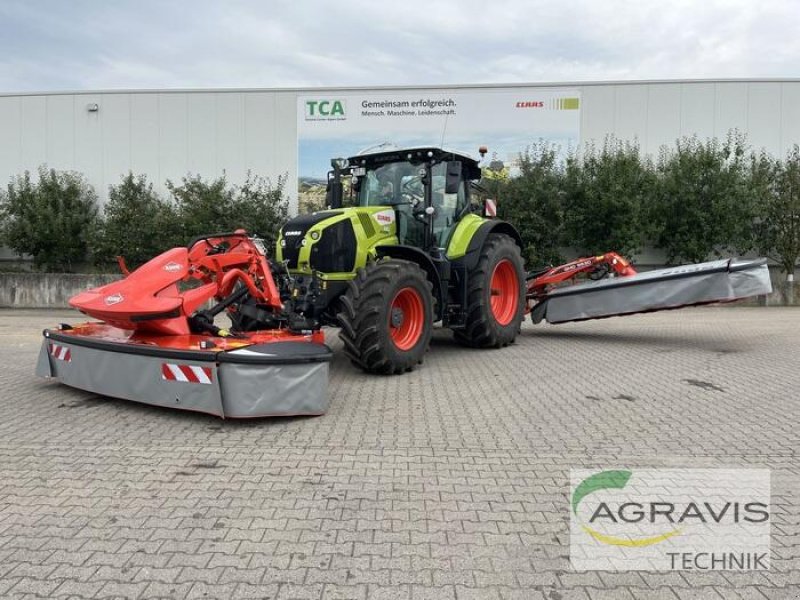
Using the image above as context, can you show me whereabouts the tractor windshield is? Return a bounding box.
[355,159,468,248]
[356,161,422,207]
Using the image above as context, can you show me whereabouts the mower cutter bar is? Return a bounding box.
[530,257,772,325]
[37,324,332,418]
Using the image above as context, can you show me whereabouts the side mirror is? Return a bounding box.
[326,179,343,209]
[445,161,461,194]
[325,167,343,209]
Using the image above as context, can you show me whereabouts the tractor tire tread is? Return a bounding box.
[338,258,433,375]
[454,233,525,348]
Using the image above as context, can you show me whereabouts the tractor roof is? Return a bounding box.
[346,146,482,180]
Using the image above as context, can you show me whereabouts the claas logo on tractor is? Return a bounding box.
[305,99,346,119]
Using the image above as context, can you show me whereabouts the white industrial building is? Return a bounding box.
[0,79,798,215]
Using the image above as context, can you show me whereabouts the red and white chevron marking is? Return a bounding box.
[161,363,213,385]
[49,343,72,362]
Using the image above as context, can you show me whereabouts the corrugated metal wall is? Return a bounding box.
[0,80,798,214]
[579,80,800,156]
[0,90,300,211]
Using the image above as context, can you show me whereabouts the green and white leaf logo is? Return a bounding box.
[572,470,681,547]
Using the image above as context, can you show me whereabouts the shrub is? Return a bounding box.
[231,172,289,248]
[90,173,178,269]
[496,142,565,267]
[167,172,289,249]
[751,146,800,277]
[0,167,98,271]
[648,132,753,264]
[562,138,653,258]
[167,174,237,239]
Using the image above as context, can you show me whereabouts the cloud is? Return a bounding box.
[0,0,796,92]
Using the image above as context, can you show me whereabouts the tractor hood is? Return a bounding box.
[278,210,344,270]
[280,210,343,245]
[276,207,398,275]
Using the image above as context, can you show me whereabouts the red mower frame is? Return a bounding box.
[525,252,638,313]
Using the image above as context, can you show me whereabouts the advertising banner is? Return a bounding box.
[297,87,580,209]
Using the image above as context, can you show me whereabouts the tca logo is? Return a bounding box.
[305,99,346,119]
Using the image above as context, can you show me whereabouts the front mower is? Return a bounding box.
[38,232,332,418]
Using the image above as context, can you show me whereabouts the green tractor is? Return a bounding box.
[275,146,525,374]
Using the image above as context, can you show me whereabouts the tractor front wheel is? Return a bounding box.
[338,259,433,374]
[454,233,525,348]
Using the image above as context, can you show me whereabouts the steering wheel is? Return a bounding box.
[400,178,424,206]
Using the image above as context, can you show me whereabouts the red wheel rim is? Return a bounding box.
[490,259,519,326]
[389,287,425,351]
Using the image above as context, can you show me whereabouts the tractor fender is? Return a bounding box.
[460,220,523,271]
[374,245,445,320]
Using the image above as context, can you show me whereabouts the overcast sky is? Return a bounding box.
[0,0,796,92]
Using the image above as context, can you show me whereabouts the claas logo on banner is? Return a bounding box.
[305,99,346,119]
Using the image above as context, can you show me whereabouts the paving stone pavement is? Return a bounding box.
[0,307,798,600]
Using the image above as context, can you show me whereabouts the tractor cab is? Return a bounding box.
[327,147,483,250]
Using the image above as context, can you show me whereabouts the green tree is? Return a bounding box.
[0,167,98,271]
[90,173,178,269]
[167,173,237,239]
[167,172,289,249]
[649,132,752,264]
[231,172,289,249]
[496,142,565,267]
[563,138,653,258]
[751,146,800,285]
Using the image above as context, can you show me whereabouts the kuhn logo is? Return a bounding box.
[516,101,544,108]
[104,293,124,306]
[163,262,182,272]
[284,230,303,236]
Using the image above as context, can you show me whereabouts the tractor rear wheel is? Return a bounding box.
[338,259,433,374]
[454,233,525,348]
